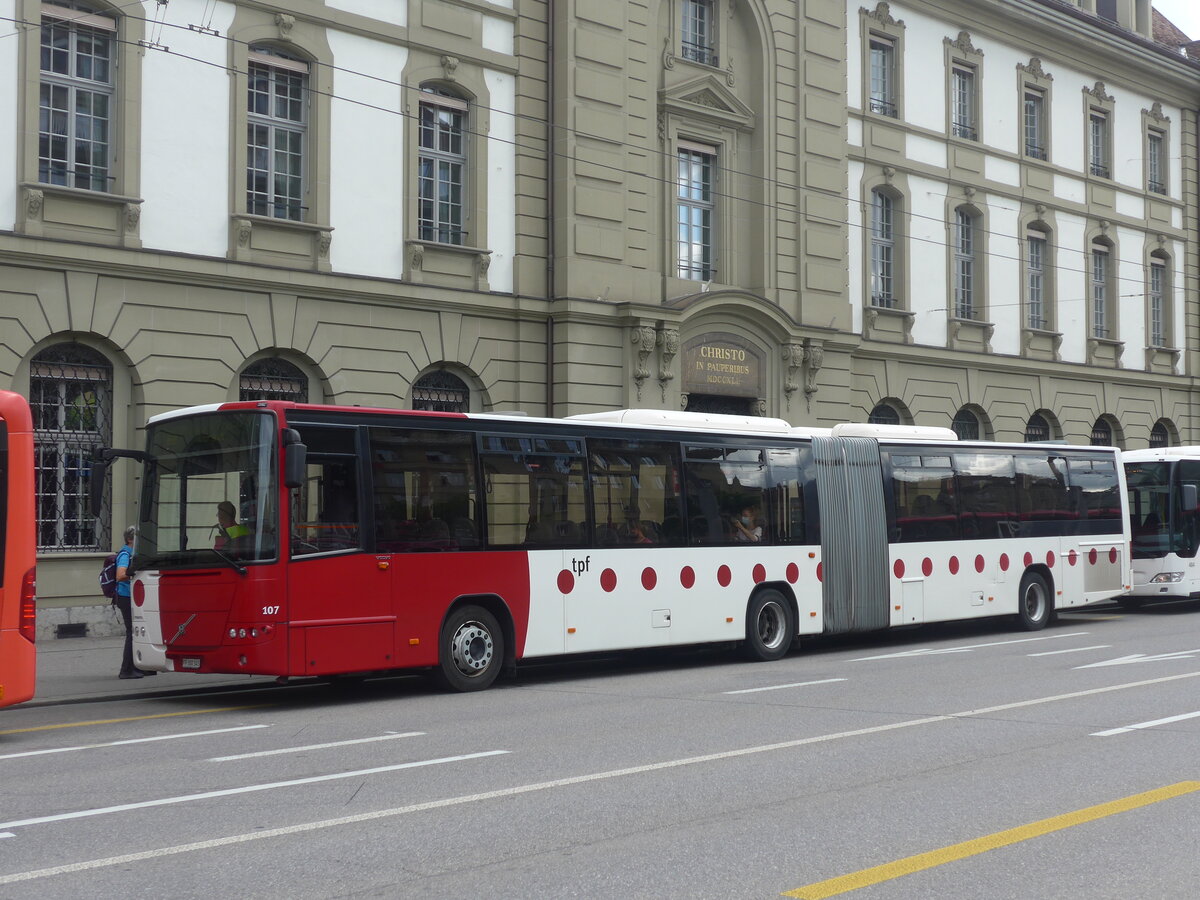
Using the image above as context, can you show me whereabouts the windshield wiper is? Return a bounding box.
[209,546,248,576]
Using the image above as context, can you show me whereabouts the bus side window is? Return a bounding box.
[290,426,362,556]
[588,438,683,547]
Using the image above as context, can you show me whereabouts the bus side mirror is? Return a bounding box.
[1183,484,1198,513]
[282,429,306,489]
[89,459,108,518]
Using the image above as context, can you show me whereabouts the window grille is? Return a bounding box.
[247,47,307,221]
[418,88,468,245]
[1090,419,1112,447]
[30,343,112,551]
[1025,414,1050,443]
[868,404,901,426]
[1149,422,1169,449]
[39,2,115,191]
[952,409,980,441]
[240,358,309,402]
[412,371,470,412]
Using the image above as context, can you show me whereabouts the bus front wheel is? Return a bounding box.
[1016,571,1051,631]
[743,589,795,661]
[435,605,504,692]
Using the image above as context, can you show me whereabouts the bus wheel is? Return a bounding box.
[743,589,794,661]
[1017,571,1051,631]
[435,605,504,692]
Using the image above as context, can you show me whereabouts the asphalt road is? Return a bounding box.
[3,600,1200,899]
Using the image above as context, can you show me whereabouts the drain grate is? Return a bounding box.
[55,623,88,639]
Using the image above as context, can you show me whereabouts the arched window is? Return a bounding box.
[1090,418,1112,446]
[247,46,309,220]
[412,371,470,412]
[418,86,469,245]
[30,343,112,550]
[39,1,116,191]
[952,408,980,441]
[240,358,308,402]
[869,403,900,425]
[1150,421,1169,449]
[1025,413,1050,443]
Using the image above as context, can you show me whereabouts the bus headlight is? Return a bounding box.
[1151,572,1184,583]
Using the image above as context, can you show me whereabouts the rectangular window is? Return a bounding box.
[868,38,896,117]
[954,210,975,319]
[1147,131,1165,194]
[480,434,587,547]
[1091,246,1109,338]
[1089,111,1109,178]
[1014,454,1072,537]
[418,91,468,245]
[290,426,361,556]
[1023,90,1046,160]
[247,52,307,221]
[885,452,958,543]
[951,66,976,140]
[39,12,114,191]
[590,439,684,546]
[870,191,895,307]
[680,0,717,66]
[1149,261,1165,347]
[1026,233,1046,329]
[369,428,479,551]
[953,452,1018,540]
[677,143,716,281]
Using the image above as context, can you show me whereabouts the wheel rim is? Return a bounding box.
[449,620,494,678]
[1023,581,1046,622]
[756,600,786,651]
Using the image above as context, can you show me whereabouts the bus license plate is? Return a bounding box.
[181,657,201,670]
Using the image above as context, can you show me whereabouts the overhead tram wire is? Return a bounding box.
[0,6,1186,305]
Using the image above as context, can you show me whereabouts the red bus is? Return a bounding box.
[0,390,37,707]
[95,402,1129,691]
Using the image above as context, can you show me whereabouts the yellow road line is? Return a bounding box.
[0,705,272,735]
[784,781,1200,899]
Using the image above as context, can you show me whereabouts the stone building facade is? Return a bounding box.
[1,0,1198,629]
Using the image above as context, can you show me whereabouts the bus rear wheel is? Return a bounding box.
[434,605,504,692]
[1016,571,1051,631]
[743,589,795,661]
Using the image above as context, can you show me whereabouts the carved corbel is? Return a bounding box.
[124,203,141,233]
[656,327,679,401]
[235,218,252,248]
[275,14,295,42]
[441,55,459,82]
[631,326,656,400]
[25,187,44,221]
[803,339,824,412]
[782,343,805,409]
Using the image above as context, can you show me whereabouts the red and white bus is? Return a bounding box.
[96,402,1130,691]
[0,390,37,707]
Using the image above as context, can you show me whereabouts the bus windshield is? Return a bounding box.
[1126,460,1195,559]
[137,411,278,569]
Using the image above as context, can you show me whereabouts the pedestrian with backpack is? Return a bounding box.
[114,525,154,680]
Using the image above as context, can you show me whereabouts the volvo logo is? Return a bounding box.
[170,614,197,645]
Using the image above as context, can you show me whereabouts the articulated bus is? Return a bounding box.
[0,390,37,707]
[1123,447,1200,607]
[95,402,1130,691]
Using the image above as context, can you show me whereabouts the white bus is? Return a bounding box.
[98,404,1130,690]
[1123,447,1200,607]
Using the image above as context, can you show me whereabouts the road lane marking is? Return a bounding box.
[208,731,424,761]
[0,751,509,832]
[724,678,846,695]
[4,670,1200,883]
[1076,649,1200,669]
[782,781,1200,898]
[0,725,270,760]
[0,705,272,735]
[1027,645,1110,657]
[852,632,1090,661]
[1091,710,1200,737]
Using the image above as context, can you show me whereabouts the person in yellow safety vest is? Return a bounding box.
[214,500,250,550]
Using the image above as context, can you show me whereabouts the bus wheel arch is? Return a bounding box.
[1016,567,1053,631]
[742,583,797,661]
[433,595,513,692]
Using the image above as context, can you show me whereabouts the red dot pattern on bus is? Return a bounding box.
[552,545,1122,595]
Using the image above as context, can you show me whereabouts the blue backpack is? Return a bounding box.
[99,553,118,601]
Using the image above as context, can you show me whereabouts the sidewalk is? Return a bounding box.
[29,636,273,707]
